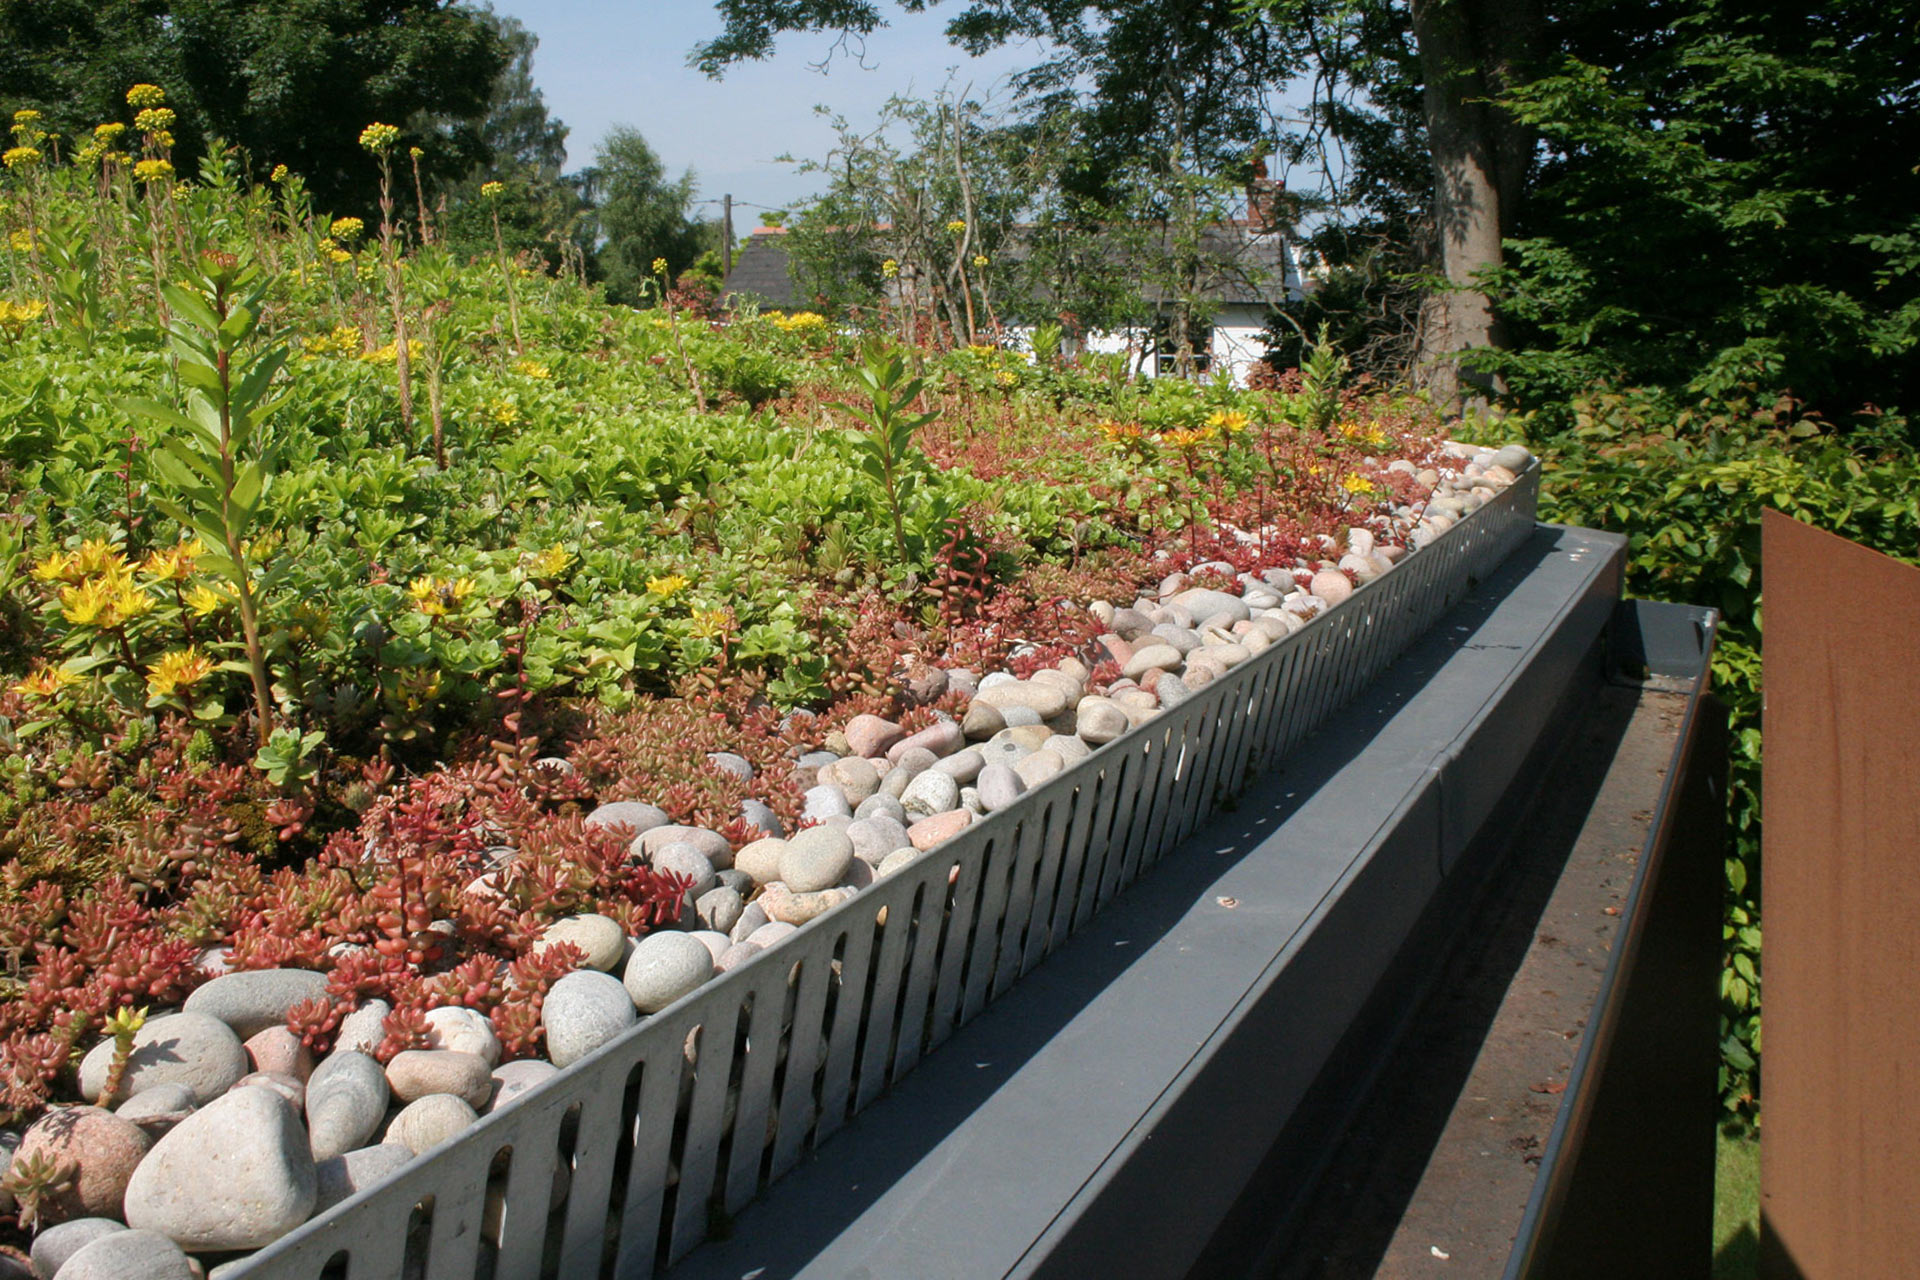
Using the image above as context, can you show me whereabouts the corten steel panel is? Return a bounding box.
[1760,510,1920,1280]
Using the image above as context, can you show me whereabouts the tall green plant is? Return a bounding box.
[1297,323,1348,433]
[832,346,938,566]
[125,251,288,747]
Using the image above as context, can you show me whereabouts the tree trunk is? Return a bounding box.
[1410,0,1543,409]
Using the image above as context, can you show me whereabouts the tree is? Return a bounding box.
[436,6,590,273]
[472,6,569,185]
[1479,0,1920,419]
[0,0,508,214]
[693,0,1530,399]
[579,127,709,306]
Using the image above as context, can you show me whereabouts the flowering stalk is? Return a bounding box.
[124,252,288,747]
[480,182,523,354]
[360,123,415,433]
[645,257,705,412]
[408,147,434,246]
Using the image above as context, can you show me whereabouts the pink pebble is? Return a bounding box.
[908,809,973,850]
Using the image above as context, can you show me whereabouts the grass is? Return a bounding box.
[1713,1119,1760,1279]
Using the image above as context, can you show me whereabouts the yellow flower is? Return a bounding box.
[1162,427,1214,453]
[994,369,1018,387]
[112,584,156,622]
[972,253,988,269]
[133,158,173,183]
[647,573,690,599]
[147,647,216,698]
[1099,421,1145,444]
[329,216,364,243]
[59,578,115,627]
[528,544,573,578]
[270,163,289,183]
[153,130,176,150]
[74,538,129,579]
[93,122,126,143]
[408,146,424,160]
[358,122,401,155]
[304,324,362,355]
[327,247,352,264]
[881,258,899,278]
[770,311,827,333]
[361,340,421,365]
[513,359,550,379]
[11,110,41,127]
[0,299,43,326]
[1207,409,1251,434]
[690,608,731,639]
[30,549,77,583]
[7,229,32,253]
[946,219,966,235]
[12,664,80,700]
[407,575,475,618]
[126,84,167,110]
[651,257,668,276]
[486,396,520,425]
[134,107,175,134]
[1340,418,1389,447]
[141,537,204,582]
[183,582,229,615]
[3,146,42,170]
[1341,472,1377,496]
[481,181,504,199]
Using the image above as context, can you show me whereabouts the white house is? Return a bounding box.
[724,204,1316,388]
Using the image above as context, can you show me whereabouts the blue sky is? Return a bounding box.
[489,2,1042,217]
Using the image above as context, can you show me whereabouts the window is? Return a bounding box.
[1152,314,1212,377]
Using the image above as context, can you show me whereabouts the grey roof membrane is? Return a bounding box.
[671,524,1629,1280]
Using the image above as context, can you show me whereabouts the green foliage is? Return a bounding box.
[1296,323,1348,434]
[252,725,325,792]
[831,347,948,568]
[1498,386,1920,1114]
[126,252,289,746]
[582,127,709,307]
[1481,2,1920,418]
[0,0,507,213]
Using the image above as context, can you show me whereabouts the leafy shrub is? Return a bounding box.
[1492,387,1920,1116]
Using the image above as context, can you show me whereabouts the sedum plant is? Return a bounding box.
[833,346,940,567]
[125,250,288,747]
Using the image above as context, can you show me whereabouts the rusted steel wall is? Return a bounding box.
[1760,510,1920,1279]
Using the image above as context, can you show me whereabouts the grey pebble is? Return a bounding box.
[543,970,638,1068]
[780,826,855,893]
[184,968,329,1040]
[623,933,714,1013]
[976,763,1027,813]
[313,1142,414,1214]
[695,885,745,934]
[738,798,785,839]
[802,784,853,822]
[306,1049,389,1161]
[706,752,754,782]
[31,1218,127,1280]
[387,1094,477,1156]
[79,1011,247,1106]
[900,770,960,819]
[487,1059,558,1113]
[650,842,717,896]
[54,1230,194,1280]
[932,748,985,784]
[853,792,907,823]
[124,1087,316,1251]
[583,801,669,840]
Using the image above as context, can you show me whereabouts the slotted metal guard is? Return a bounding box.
[230,462,1540,1280]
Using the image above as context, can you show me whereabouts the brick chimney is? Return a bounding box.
[1246,155,1282,234]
